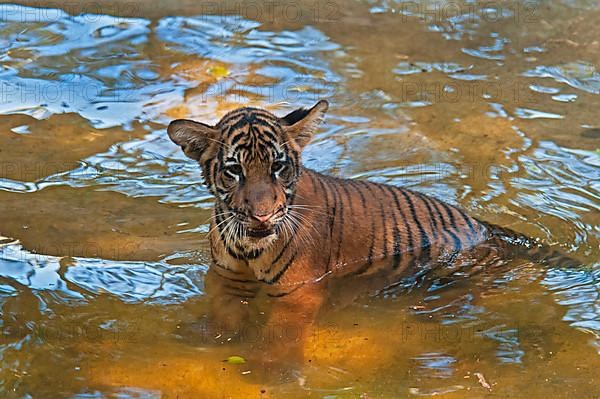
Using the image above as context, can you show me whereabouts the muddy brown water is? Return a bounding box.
[0,0,599,397]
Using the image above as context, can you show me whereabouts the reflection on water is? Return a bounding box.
[0,241,206,303]
[0,1,599,397]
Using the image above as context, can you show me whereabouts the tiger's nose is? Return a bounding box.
[251,211,275,224]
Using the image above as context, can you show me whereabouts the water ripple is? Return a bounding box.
[65,257,207,304]
[543,268,600,337]
[512,141,600,247]
[0,243,207,305]
[523,62,600,95]
[0,5,149,57]
[156,14,341,105]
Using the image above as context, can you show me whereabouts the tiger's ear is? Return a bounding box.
[281,100,328,148]
[167,119,219,161]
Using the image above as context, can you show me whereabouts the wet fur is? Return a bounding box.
[168,101,579,370]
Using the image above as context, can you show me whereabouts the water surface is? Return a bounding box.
[0,1,599,397]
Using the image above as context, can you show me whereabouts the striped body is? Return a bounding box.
[208,168,495,296]
[167,101,581,364]
[168,101,579,302]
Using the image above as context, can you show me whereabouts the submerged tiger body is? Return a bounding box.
[168,100,579,358]
[212,168,492,291]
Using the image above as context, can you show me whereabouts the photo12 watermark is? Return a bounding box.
[396,80,539,105]
[191,1,340,23]
[395,1,539,24]
[1,318,139,345]
[0,2,141,23]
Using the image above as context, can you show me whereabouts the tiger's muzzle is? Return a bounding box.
[236,206,287,240]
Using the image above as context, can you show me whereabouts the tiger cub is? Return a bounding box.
[168,101,577,363]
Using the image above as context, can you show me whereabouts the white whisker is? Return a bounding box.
[207,213,235,238]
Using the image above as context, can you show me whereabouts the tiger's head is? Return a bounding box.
[168,100,328,251]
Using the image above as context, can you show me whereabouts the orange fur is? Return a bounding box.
[168,101,577,370]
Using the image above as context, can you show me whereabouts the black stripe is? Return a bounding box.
[203,159,212,180]
[266,283,305,297]
[267,235,294,274]
[330,182,345,269]
[351,182,378,275]
[226,119,251,137]
[214,208,227,242]
[361,182,378,267]
[213,269,255,284]
[348,180,367,208]
[307,170,319,195]
[382,185,402,269]
[315,173,334,272]
[340,184,353,208]
[229,131,246,147]
[413,193,436,239]
[454,207,477,241]
[227,292,257,298]
[220,110,246,125]
[213,261,245,275]
[223,284,258,296]
[250,117,278,129]
[399,190,425,244]
[256,130,279,144]
[314,173,332,221]
[432,201,462,254]
[421,195,450,247]
[264,250,298,284]
[386,186,413,269]
[346,181,377,275]
[374,184,390,258]
[377,185,402,269]
[252,123,279,144]
[399,190,431,265]
[210,160,219,194]
[415,193,441,243]
[226,246,244,259]
[439,202,458,230]
[438,202,465,248]
[288,149,301,177]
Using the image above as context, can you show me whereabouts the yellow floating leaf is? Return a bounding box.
[207,65,230,79]
[225,355,246,365]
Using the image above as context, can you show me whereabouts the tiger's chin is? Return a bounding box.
[247,227,275,239]
[239,228,279,250]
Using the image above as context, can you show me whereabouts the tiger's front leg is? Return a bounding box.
[202,264,261,343]
[253,280,327,377]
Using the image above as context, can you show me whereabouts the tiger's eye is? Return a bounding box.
[272,161,287,174]
[224,164,243,177]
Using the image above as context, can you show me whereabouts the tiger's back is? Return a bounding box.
[268,168,492,285]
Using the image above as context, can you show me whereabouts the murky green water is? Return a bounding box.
[0,0,599,397]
